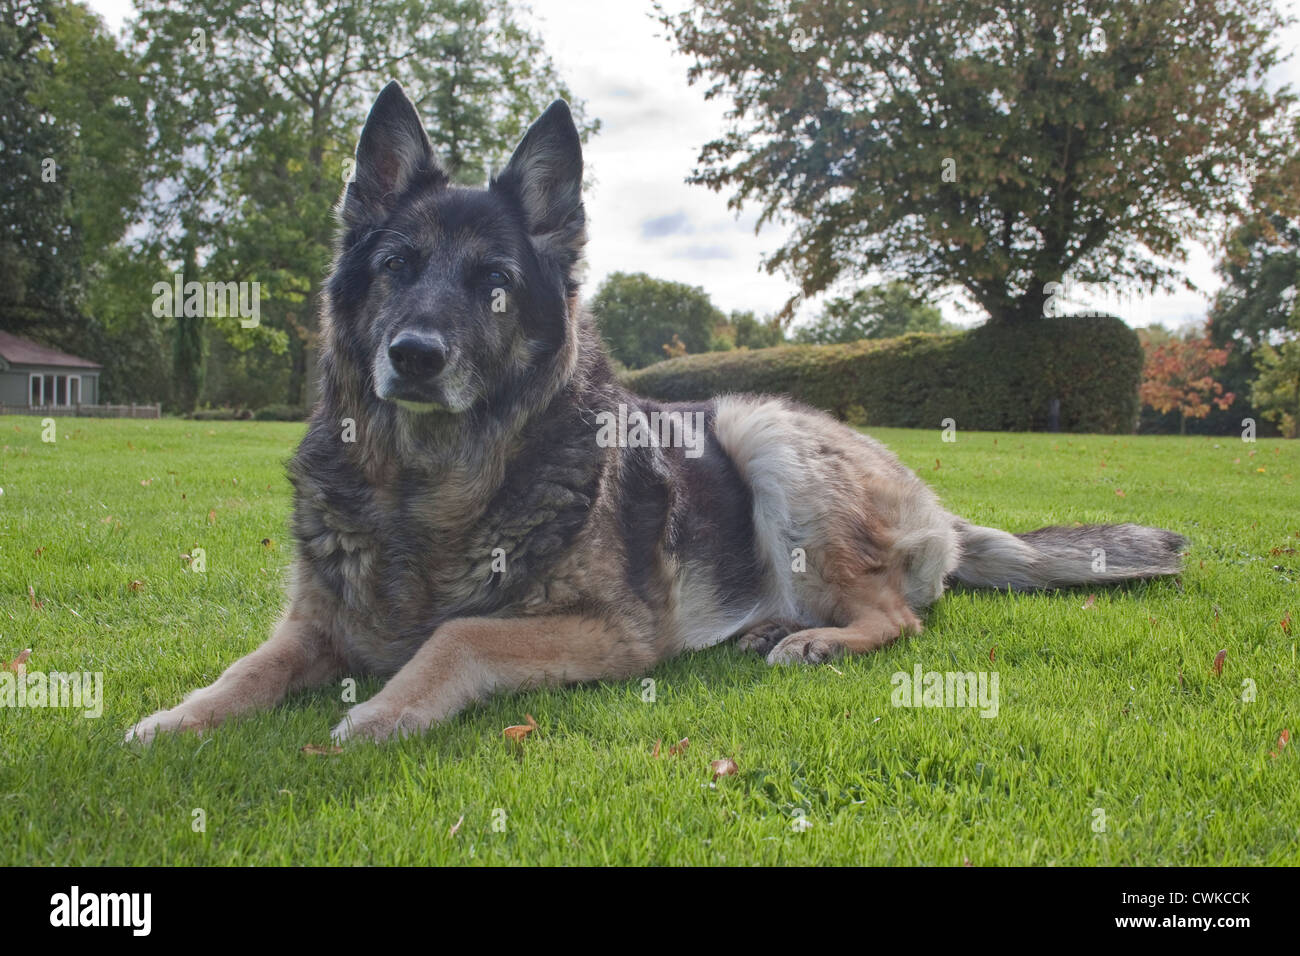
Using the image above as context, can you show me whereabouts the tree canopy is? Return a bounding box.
[661,0,1297,324]
[794,281,949,344]
[590,272,727,369]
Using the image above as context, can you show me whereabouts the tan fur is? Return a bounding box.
[126,602,344,744]
[331,614,654,742]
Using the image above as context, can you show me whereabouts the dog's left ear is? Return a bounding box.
[492,100,586,282]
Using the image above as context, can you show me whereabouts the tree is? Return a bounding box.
[0,1,161,401]
[590,272,726,368]
[708,309,786,351]
[730,310,786,349]
[1139,326,1236,433]
[1251,332,1300,437]
[0,0,83,338]
[794,281,947,344]
[660,0,1296,323]
[1211,116,1300,348]
[1207,115,1300,434]
[129,0,596,409]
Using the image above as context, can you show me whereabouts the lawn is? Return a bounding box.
[0,415,1295,865]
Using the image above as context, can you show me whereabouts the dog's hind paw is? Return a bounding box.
[735,619,803,655]
[765,631,843,666]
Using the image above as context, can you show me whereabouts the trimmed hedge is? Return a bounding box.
[621,315,1143,433]
[253,403,307,421]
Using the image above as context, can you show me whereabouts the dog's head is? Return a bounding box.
[326,82,585,417]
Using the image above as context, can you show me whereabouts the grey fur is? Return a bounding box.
[950,522,1188,591]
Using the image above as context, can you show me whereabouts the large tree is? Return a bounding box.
[0,0,82,337]
[1206,115,1300,433]
[661,0,1296,323]
[130,0,596,409]
[0,0,161,400]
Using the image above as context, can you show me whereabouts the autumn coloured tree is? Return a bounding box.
[1139,329,1237,433]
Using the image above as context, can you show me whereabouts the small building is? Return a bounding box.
[0,330,102,408]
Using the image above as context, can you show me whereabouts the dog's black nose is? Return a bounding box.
[388,331,448,380]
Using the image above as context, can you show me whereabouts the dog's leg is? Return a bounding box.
[125,609,342,744]
[332,615,655,743]
[734,618,804,656]
[764,574,923,665]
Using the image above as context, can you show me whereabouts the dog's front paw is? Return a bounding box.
[765,631,842,666]
[124,707,208,745]
[332,701,434,744]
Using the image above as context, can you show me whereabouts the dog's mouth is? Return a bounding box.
[392,398,452,414]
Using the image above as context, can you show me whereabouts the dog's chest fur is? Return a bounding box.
[287,405,604,673]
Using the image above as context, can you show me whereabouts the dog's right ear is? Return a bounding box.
[340,82,446,235]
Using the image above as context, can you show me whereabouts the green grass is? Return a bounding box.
[0,416,1296,865]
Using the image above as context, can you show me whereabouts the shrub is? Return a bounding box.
[189,406,251,421]
[621,315,1143,433]
[253,403,307,421]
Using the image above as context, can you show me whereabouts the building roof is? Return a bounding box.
[0,330,102,369]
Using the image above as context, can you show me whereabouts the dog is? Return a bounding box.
[126,82,1186,744]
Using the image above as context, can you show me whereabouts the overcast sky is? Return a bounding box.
[88,0,1299,332]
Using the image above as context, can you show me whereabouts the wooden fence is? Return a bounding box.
[0,403,161,419]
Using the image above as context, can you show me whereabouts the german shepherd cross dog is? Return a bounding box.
[127,83,1185,744]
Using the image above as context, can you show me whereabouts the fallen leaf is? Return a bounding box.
[1282,612,1292,636]
[140,478,152,486]
[988,644,996,663]
[261,538,275,549]
[300,744,342,756]
[668,737,689,756]
[1269,729,1290,759]
[207,509,216,524]
[934,458,941,470]
[502,713,538,742]
[651,738,661,758]
[1212,649,1227,677]
[1082,594,1096,610]
[6,649,31,676]
[448,815,464,837]
[128,580,144,592]
[710,757,738,780]
[1114,488,1126,497]
[32,547,44,558]
[27,585,42,610]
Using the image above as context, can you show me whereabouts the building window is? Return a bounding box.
[28,373,82,407]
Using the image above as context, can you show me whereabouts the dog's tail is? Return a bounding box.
[949,521,1186,591]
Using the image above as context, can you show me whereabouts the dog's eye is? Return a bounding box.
[486,270,509,287]
[384,255,406,272]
